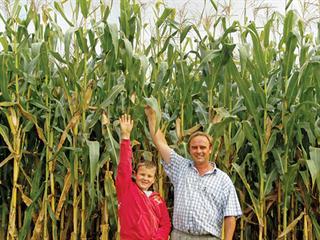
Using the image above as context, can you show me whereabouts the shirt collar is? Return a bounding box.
[189,161,217,175]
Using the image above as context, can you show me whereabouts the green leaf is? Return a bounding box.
[51,51,67,64]
[158,31,177,56]
[282,10,296,44]
[264,168,277,196]
[17,104,47,144]
[226,60,263,138]
[123,37,133,60]
[194,99,208,126]
[232,126,245,153]
[272,148,285,175]
[0,55,11,101]
[283,32,298,79]
[104,170,118,227]
[247,23,268,77]
[209,0,218,11]
[156,8,174,28]
[106,125,119,165]
[209,108,238,137]
[75,27,88,54]
[299,170,310,192]
[108,23,119,58]
[286,71,299,106]
[307,147,320,188]
[139,55,148,76]
[0,124,13,152]
[64,28,76,62]
[120,0,130,36]
[100,84,126,110]
[153,62,168,94]
[242,121,260,160]
[0,36,8,51]
[233,162,261,221]
[54,1,74,27]
[180,25,192,43]
[40,42,49,75]
[210,117,238,138]
[87,140,100,200]
[199,49,221,68]
[263,14,274,48]
[266,131,278,153]
[239,44,249,74]
[286,102,320,142]
[12,0,21,19]
[285,0,294,11]
[19,165,44,240]
[282,163,300,207]
[47,203,57,224]
[310,212,320,239]
[79,0,91,18]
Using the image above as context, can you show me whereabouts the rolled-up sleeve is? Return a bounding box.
[161,150,190,186]
[224,180,242,217]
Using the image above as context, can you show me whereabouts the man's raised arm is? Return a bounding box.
[145,106,171,164]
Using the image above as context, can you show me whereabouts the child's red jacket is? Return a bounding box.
[116,139,171,240]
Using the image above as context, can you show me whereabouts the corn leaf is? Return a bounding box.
[277,211,304,239]
[307,147,320,188]
[100,84,126,110]
[54,1,74,27]
[75,27,89,54]
[87,140,100,201]
[180,25,192,43]
[79,0,90,18]
[17,104,47,144]
[283,32,298,79]
[233,161,261,222]
[0,55,11,101]
[0,124,14,152]
[156,8,174,28]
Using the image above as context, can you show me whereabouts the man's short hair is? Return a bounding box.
[187,131,213,148]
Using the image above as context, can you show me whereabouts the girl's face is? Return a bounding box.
[134,166,156,191]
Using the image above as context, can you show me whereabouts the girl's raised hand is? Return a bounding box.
[119,114,133,139]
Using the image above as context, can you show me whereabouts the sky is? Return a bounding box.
[0,1,319,38]
[107,0,286,28]
[78,1,317,37]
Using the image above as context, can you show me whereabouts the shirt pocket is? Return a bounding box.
[201,184,225,212]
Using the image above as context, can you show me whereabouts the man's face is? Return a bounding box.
[135,166,156,191]
[189,135,212,166]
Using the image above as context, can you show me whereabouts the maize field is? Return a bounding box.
[0,0,319,239]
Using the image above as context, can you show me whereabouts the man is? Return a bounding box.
[145,106,242,240]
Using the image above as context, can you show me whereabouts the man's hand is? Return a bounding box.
[144,105,156,120]
[144,105,171,164]
[144,105,157,134]
[119,114,133,140]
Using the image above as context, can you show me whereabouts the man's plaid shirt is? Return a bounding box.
[162,150,242,238]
